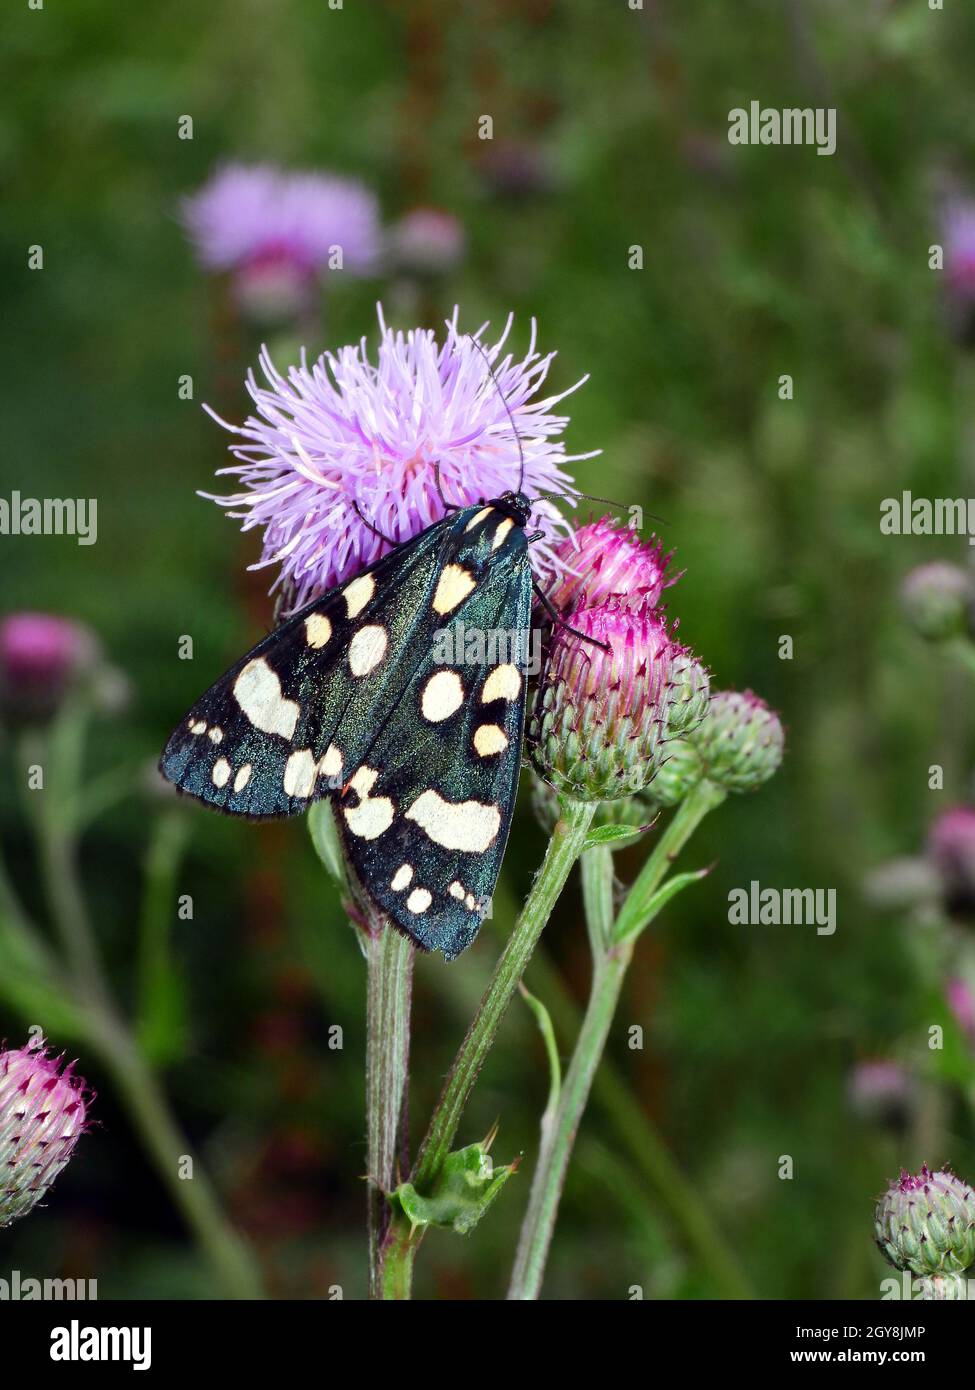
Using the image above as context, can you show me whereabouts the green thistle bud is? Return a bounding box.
[646,736,705,808]
[0,1038,90,1228]
[530,599,678,802]
[688,689,784,793]
[874,1165,975,1277]
[901,563,971,643]
[666,652,711,735]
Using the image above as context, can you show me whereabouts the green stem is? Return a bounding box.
[509,942,632,1299]
[367,919,415,1300]
[412,797,596,1190]
[509,779,726,1299]
[383,797,596,1291]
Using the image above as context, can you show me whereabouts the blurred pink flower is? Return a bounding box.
[388,207,466,277]
[0,613,96,722]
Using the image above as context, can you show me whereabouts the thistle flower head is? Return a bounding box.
[875,1164,975,1276]
[545,516,677,614]
[947,977,975,1040]
[0,1038,90,1229]
[0,612,97,724]
[847,1059,915,1132]
[182,162,380,277]
[901,562,971,642]
[688,689,784,793]
[645,736,704,808]
[530,599,679,801]
[205,307,596,613]
[928,805,975,919]
[388,207,466,278]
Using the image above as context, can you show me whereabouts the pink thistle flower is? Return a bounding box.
[847,1059,915,1131]
[204,306,598,613]
[388,207,466,278]
[0,613,97,723]
[181,163,380,318]
[928,806,975,919]
[943,198,975,301]
[546,516,677,614]
[0,1038,91,1228]
[947,978,975,1041]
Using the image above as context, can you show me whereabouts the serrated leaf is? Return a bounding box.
[391,1139,518,1235]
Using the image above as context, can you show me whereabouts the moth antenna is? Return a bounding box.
[352,499,398,550]
[466,334,526,494]
[536,489,668,529]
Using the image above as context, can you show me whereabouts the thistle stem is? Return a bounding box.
[509,779,725,1299]
[366,919,415,1299]
[412,797,596,1190]
[382,797,596,1294]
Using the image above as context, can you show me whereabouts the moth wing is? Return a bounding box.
[336,558,532,958]
[159,519,455,817]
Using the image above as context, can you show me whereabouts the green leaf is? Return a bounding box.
[583,823,647,850]
[613,865,712,947]
[391,1137,518,1235]
[307,800,349,888]
[520,982,561,1118]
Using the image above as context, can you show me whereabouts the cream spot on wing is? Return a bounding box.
[233,763,252,793]
[491,517,515,550]
[421,669,464,722]
[465,894,477,911]
[348,624,388,677]
[283,748,317,799]
[405,789,501,853]
[233,657,300,740]
[474,723,508,757]
[190,719,207,735]
[391,864,414,892]
[343,765,395,840]
[464,506,493,532]
[208,726,223,744]
[433,564,477,615]
[319,744,343,780]
[448,881,465,901]
[406,887,432,914]
[481,663,521,704]
[343,573,375,618]
[305,613,333,648]
[211,758,231,789]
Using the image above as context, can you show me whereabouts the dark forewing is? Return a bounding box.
[336,551,532,959]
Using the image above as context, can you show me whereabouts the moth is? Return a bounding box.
[160,491,535,960]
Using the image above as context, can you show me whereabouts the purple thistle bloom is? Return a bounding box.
[943,198,975,301]
[546,515,677,614]
[204,306,597,613]
[181,164,379,317]
[0,612,97,723]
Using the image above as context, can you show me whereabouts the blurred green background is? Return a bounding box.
[3,0,975,1300]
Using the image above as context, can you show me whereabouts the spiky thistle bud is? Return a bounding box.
[688,689,784,793]
[875,1165,975,1277]
[901,562,971,643]
[0,1038,90,1228]
[530,600,678,802]
[664,651,711,735]
[645,737,704,808]
[545,516,676,615]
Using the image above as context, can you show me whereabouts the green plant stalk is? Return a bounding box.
[382,796,596,1294]
[14,708,264,1299]
[509,779,726,1299]
[367,918,415,1300]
